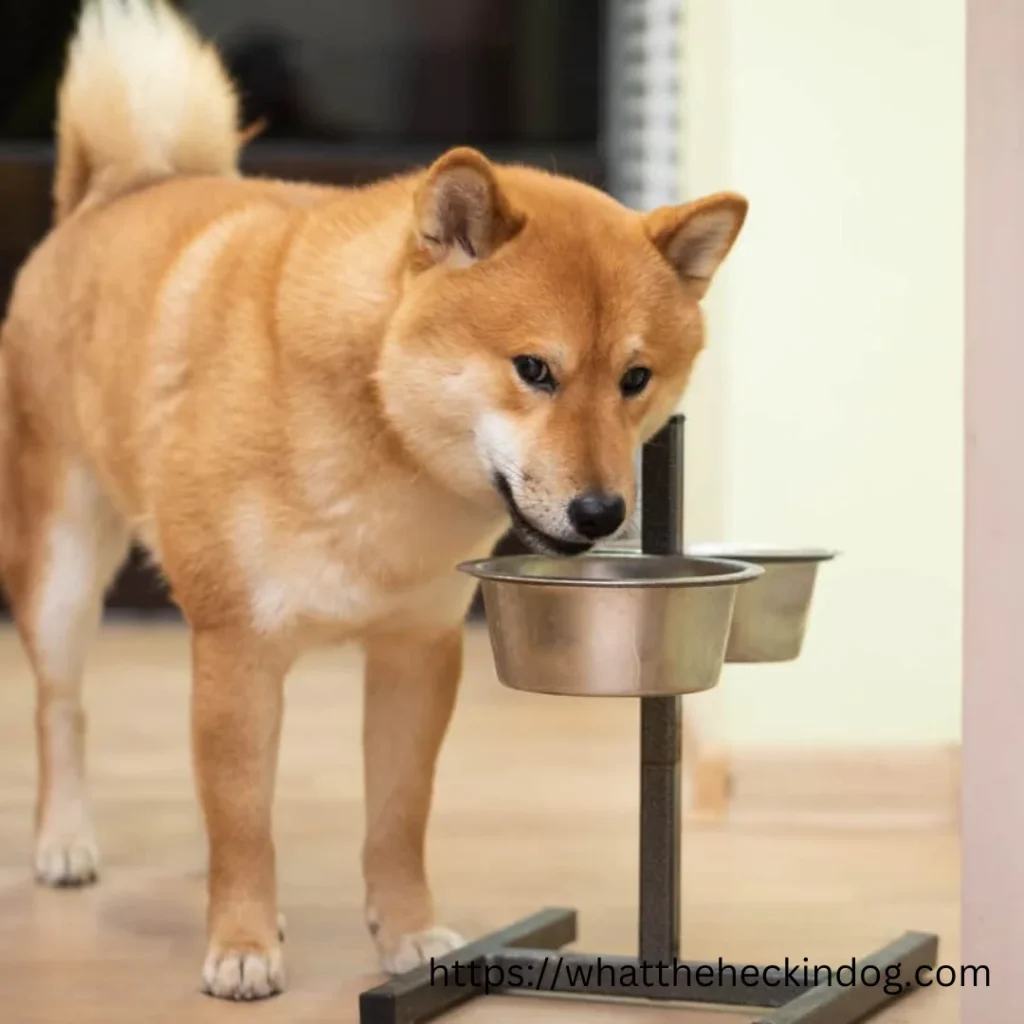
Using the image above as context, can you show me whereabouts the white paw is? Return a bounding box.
[202,946,285,1001]
[380,926,466,976]
[34,833,99,887]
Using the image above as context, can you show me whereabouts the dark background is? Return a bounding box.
[0,0,608,615]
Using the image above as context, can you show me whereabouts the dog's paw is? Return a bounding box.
[34,833,99,887]
[201,944,285,1001]
[380,926,466,976]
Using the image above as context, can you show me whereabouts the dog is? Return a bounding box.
[0,0,747,1001]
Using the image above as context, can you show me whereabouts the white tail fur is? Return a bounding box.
[53,0,243,223]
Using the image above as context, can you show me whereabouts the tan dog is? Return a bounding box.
[0,0,747,1001]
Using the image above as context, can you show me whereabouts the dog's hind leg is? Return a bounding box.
[6,454,130,887]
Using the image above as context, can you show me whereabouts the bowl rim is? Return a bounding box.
[595,539,839,564]
[457,553,765,588]
[686,542,839,564]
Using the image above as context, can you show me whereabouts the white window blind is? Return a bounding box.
[604,0,684,212]
[603,0,685,541]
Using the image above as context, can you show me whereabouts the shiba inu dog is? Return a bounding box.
[0,0,746,1001]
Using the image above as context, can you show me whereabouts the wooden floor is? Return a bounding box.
[0,621,959,1023]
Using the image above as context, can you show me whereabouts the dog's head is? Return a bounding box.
[378,147,747,555]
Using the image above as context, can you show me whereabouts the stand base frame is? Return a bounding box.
[359,907,939,1024]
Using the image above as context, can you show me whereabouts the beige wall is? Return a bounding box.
[680,0,964,750]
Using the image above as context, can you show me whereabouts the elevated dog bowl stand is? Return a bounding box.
[359,415,939,1024]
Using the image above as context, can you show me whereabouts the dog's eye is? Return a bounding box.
[513,355,556,392]
[620,366,652,397]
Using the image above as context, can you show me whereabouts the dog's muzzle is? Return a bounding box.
[492,474,592,556]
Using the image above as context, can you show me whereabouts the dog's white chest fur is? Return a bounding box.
[230,494,485,635]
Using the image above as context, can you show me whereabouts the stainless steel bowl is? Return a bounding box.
[686,543,838,663]
[458,553,763,697]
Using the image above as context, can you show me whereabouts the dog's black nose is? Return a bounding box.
[567,491,627,540]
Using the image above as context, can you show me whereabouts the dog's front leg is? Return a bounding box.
[362,626,467,974]
[191,626,290,1000]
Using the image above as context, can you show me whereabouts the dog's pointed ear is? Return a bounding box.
[643,192,748,299]
[414,147,525,267]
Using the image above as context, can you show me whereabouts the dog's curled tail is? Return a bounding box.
[53,0,244,223]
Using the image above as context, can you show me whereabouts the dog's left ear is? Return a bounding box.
[643,192,748,299]
[414,147,525,268]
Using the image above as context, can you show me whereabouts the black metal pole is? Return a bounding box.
[638,413,685,966]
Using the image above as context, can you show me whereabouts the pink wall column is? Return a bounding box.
[964,1,1024,1020]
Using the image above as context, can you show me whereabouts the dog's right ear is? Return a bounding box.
[413,147,525,268]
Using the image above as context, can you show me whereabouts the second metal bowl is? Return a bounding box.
[458,553,763,697]
[595,539,839,664]
[686,543,837,663]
